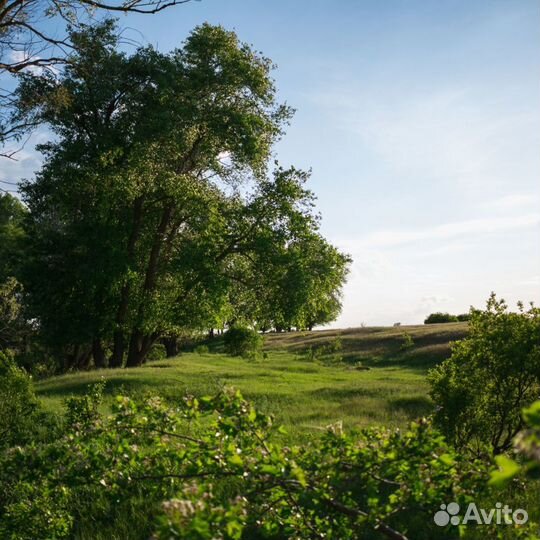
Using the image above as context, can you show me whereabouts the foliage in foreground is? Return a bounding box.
[0,350,41,449]
[429,294,540,455]
[490,400,540,489]
[0,385,491,540]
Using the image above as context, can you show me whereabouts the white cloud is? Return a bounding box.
[309,84,540,197]
[482,193,540,211]
[421,295,453,304]
[358,213,540,248]
[0,130,51,187]
[8,50,45,75]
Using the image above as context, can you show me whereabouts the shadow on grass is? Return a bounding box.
[37,375,181,399]
[307,386,385,399]
[342,343,454,371]
[389,395,434,418]
[267,324,468,372]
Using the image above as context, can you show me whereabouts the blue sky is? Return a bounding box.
[2,0,539,326]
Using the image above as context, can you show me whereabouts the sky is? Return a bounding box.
[1,0,539,327]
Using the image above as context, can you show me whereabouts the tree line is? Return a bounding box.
[0,21,350,370]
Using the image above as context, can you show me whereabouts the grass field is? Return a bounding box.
[36,322,468,442]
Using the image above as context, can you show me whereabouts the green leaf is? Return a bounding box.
[523,401,540,426]
[438,453,455,466]
[489,455,521,487]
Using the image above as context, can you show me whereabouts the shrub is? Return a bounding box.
[457,313,470,322]
[0,350,40,449]
[194,344,209,355]
[429,294,540,454]
[0,387,489,540]
[146,343,167,362]
[424,312,458,324]
[400,332,415,350]
[223,326,262,358]
[490,400,540,488]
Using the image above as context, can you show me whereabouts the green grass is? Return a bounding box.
[32,322,540,538]
[264,321,468,368]
[36,323,467,443]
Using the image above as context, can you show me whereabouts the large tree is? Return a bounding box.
[17,22,350,368]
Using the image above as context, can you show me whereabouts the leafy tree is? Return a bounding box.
[283,233,350,331]
[429,294,540,455]
[424,312,459,324]
[0,192,26,281]
[224,231,350,332]
[17,22,349,368]
[0,276,29,351]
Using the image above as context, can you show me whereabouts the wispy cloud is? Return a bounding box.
[359,213,540,248]
[309,84,540,195]
[482,193,540,211]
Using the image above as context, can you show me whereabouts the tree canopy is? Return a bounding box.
[16,21,350,368]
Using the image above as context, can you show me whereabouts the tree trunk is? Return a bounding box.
[126,330,143,367]
[110,197,144,368]
[163,336,178,357]
[63,345,78,371]
[126,332,155,367]
[92,338,106,368]
[75,347,92,370]
[128,204,174,366]
[110,331,125,368]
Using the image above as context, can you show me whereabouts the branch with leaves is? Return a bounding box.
[0,0,196,154]
[0,385,489,539]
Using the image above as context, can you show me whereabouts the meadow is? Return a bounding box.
[36,322,468,443]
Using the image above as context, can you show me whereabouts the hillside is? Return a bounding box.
[36,322,468,443]
[265,321,468,368]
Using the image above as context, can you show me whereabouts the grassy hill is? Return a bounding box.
[36,322,467,443]
[265,321,468,368]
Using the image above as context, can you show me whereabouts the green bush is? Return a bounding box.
[0,387,489,540]
[400,332,415,350]
[429,294,540,454]
[146,343,167,362]
[456,313,471,322]
[223,326,262,358]
[194,344,210,355]
[489,400,540,488]
[0,350,40,449]
[424,312,459,324]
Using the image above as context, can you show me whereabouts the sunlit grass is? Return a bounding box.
[36,324,468,443]
[36,350,432,443]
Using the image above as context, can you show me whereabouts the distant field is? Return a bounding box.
[265,321,468,368]
[36,322,468,443]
